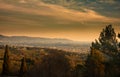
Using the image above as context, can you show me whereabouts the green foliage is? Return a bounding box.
[89,25,120,77]
[19,57,27,77]
[106,33,120,77]
[2,45,10,75]
[91,25,118,56]
[104,56,120,77]
[91,39,101,50]
[86,48,105,77]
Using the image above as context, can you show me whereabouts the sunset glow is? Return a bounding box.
[0,0,120,42]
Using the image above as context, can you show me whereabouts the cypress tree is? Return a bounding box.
[2,45,10,75]
[19,57,27,77]
[118,34,120,48]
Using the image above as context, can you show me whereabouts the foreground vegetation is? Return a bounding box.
[0,24,120,77]
[0,45,86,77]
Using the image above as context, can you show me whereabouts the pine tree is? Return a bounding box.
[74,64,85,77]
[118,34,120,38]
[90,25,120,77]
[91,39,101,50]
[2,45,10,75]
[92,25,118,56]
[19,57,27,77]
[86,48,105,77]
[118,33,120,48]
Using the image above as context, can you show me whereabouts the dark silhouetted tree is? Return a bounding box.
[92,24,118,56]
[19,57,27,77]
[28,50,72,77]
[2,45,10,75]
[91,39,101,50]
[90,25,120,77]
[118,33,120,48]
[118,33,120,38]
[73,64,85,77]
[86,48,105,77]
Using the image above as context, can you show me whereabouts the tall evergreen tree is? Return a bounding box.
[105,33,120,77]
[91,25,118,56]
[2,45,10,75]
[91,39,101,50]
[118,34,120,38]
[86,48,105,77]
[19,57,27,77]
[118,33,120,48]
[90,25,120,77]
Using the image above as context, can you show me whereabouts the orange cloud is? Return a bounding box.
[0,2,120,23]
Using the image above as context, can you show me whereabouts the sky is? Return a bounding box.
[0,0,120,42]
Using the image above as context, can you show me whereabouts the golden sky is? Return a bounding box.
[0,0,120,42]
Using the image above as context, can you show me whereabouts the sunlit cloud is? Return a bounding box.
[0,0,120,41]
[0,1,120,24]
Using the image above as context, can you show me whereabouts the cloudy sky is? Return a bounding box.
[0,0,120,42]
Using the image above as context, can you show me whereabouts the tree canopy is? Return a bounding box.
[91,25,119,56]
[2,45,10,75]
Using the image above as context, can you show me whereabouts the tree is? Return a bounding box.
[92,25,118,56]
[28,50,72,77]
[90,25,120,77]
[19,57,27,77]
[2,45,10,75]
[91,39,101,50]
[86,48,105,77]
[73,64,85,77]
[118,33,120,38]
[118,33,120,48]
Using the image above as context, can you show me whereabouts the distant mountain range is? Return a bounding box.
[0,34,90,47]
